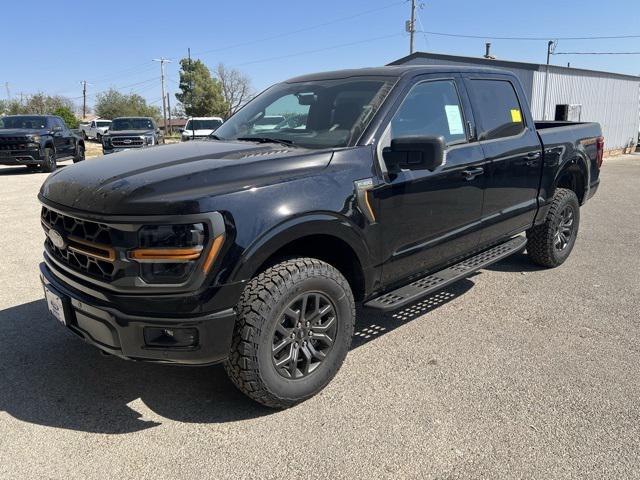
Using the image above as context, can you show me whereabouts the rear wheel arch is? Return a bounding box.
[554,156,589,204]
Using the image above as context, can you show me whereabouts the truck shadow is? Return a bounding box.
[0,279,474,434]
[0,164,69,176]
[484,251,546,273]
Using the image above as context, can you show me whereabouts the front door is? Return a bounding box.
[371,76,487,288]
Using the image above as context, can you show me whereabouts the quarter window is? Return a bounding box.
[470,80,525,140]
[390,80,467,145]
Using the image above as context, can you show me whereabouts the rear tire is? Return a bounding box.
[527,188,580,267]
[224,258,355,408]
[73,143,85,163]
[40,147,57,173]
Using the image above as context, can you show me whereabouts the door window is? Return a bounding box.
[469,80,525,140]
[390,80,467,145]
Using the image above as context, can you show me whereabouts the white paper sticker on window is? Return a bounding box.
[445,105,464,135]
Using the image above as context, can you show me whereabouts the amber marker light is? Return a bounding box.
[202,234,226,273]
[130,247,203,262]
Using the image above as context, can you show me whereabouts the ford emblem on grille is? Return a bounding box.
[48,229,67,250]
[123,139,132,144]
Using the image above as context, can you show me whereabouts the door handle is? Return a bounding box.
[462,167,484,180]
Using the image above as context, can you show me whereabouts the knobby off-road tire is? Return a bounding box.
[527,188,580,268]
[40,147,57,173]
[224,258,355,408]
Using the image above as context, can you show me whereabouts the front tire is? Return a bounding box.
[40,147,57,173]
[224,258,355,408]
[527,188,580,268]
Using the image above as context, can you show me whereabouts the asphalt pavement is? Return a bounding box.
[1,154,639,479]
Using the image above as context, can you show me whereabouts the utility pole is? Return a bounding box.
[153,57,172,137]
[542,40,556,121]
[407,0,417,54]
[80,80,88,119]
[4,82,10,100]
[166,93,172,135]
[188,47,194,140]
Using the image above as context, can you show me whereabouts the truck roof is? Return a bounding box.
[286,65,510,83]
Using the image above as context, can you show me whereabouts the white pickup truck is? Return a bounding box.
[180,117,223,141]
[79,119,112,142]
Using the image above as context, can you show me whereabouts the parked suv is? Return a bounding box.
[181,117,223,141]
[0,115,85,172]
[39,66,602,407]
[102,117,162,155]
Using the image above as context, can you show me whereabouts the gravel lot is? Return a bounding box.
[1,153,639,479]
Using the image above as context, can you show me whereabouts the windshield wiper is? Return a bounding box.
[208,134,222,140]
[236,137,296,147]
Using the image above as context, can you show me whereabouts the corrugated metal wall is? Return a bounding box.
[531,67,640,150]
[397,55,640,150]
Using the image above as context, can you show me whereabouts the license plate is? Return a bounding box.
[45,288,67,325]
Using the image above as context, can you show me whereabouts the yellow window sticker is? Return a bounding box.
[511,109,522,123]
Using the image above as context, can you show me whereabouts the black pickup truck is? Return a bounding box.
[101,117,163,155]
[0,115,85,172]
[38,66,602,408]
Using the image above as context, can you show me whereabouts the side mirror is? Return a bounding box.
[178,128,184,133]
[383,136,445,172]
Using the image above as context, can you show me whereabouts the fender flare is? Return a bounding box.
[227,212,373,286]
[552,148,590,203]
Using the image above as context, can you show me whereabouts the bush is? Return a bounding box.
[53,106,79,129]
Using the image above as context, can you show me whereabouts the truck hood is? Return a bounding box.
[40,140,333,215]
[0,128,49,136]
[106,129,154,136]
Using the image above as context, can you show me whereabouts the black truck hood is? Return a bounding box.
[0,128,49,136]
[40,141,332,215]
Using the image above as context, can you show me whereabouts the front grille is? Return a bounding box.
[41,206,117,281]
[111,136,144,147]
[0,137,30,151]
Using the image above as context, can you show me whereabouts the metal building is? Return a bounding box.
[390,52,640,152]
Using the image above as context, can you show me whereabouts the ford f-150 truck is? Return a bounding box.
[38,66,602,408]
[0,115,85,172]
[101,117,162,154]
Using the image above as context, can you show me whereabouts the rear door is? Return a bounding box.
[372,75,488,287]
[463,75,542,244]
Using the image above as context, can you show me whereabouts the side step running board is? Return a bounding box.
[364,236,527,311]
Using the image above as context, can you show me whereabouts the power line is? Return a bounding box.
[553,51,640,55]
[416,30,640,41]
[233,32,405,67]
[192,0,407,57]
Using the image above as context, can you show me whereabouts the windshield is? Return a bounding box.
[186,119,222,131]
[0,116,48,129]
[96,121,111,127]
[110,118,154,131]
[214,77,395,149]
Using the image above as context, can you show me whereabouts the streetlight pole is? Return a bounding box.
[542,40,555,121]
[408,0,416,54]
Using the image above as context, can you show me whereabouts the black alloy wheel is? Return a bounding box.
[272,292,338,379]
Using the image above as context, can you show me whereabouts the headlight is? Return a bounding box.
[129,223,222,284]
[30,135,41,144]
[145,135,155,145]
[102,136,111,146]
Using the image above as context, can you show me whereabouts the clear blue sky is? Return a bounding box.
[1,0,638,111]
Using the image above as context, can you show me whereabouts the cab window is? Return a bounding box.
[390,80,467,145]
[469,79,525,140]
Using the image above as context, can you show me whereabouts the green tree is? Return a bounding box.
[94,89,161,120]
[53,106,79,129]
[175,58,227,117]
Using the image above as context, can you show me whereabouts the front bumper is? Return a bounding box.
[0,148,42,165]
[40,262,237,365]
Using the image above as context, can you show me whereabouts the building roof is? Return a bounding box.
[389,52,640,82]
[285,64,510,83]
